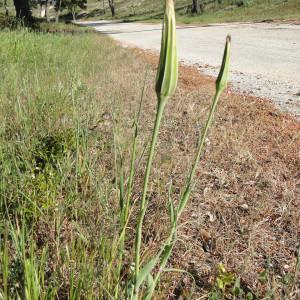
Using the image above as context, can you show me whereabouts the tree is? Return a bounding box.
[13,0,31,19]
[107,0,114,17]
[191,0,203,14]
[55,0,86,20]
[44,0,50,21]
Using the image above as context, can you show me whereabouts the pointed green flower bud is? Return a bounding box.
[216,35,231,93]
[155,0,178,102]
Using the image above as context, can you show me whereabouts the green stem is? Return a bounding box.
[124,124,138,223]
[145,89,223,300]
[191,90,221,183]
[148,228,177,299]
[178,89,221,217]
[114,124,138,299]
[134,98,167,293]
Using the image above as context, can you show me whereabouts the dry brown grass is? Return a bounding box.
[119,48,300,299]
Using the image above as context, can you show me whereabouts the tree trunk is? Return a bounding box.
[108,0,115,17]
[45,0,49,22]
[4,0,9,16]
[71,6,76,20]
[13,0,31,19]
[55,10,60,22]
[55,0,61,23]
[39,3,43,17]
[191,0,201,14]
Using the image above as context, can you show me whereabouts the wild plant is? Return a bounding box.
[118,0,231,298]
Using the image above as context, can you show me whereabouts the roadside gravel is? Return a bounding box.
[79,21,300,118]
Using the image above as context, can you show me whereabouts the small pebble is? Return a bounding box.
[283,264,289,270]
[240,204,249,210]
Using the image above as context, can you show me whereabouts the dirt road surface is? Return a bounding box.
[79,21,300,118]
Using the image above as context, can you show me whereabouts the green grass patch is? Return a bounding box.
[176,0,300,24]
[82,0,300,24]
[0,27,149,299]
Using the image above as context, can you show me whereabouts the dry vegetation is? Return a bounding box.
[127,50,300,298]
[0,24,299,299]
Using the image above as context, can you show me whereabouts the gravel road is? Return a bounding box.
[79,21,300,117]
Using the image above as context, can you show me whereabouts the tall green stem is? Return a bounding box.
[177,89,221,217]
[143,89,224,300]
[134,98,167,291]
[114,122,139,299]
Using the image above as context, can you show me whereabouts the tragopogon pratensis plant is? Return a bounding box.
[127,0,231,298]
[141,35,231,300]
[131,0,178,298]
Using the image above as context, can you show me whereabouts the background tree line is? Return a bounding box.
[2,0,249,22]
[3,0,115,21]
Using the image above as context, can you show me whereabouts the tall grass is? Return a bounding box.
[0,28,131,299]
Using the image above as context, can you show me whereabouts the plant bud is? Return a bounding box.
[155,0,178,102]
[216,35,231,93]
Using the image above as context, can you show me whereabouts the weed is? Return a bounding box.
[114,0,231,298]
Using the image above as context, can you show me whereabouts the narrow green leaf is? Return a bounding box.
[167,183,175,224]
[146,273,154,289]
[177,186,192,217]
[135,257,158,290]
